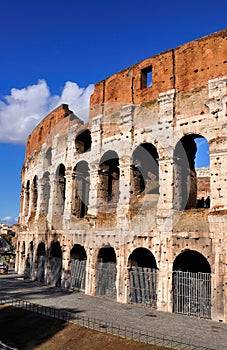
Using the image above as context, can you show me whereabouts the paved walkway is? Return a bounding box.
[0,272,227,349]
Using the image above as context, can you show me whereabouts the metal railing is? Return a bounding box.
[0,341,17,350]
[0,297,219,350]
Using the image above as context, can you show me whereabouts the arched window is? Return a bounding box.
[72,161,90,218]
[41,172,50,215]
[45,147,52,167]
[173,135,210,210]
[24,180,30,216]
[131,143,159,197]
[75,129,91,153]
[31,176,38,215]
[55,164,66,215]
[38,126,43,142]
[98,151,119,204]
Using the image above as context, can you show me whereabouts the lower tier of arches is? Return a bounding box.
[16,238,226,323]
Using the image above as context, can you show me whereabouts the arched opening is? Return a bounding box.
[70,244,87,290]
[37,242,46,283]
[172,250,211,318]
[96,246,117,299]
[98,151,119,205]
[173,135,210,210]
[25,241,34,279]
[45,147,52,168]
[128,247,157,306]
[131,143,159,197]
[24,180,30,216]
[72,161,90,218]
[40,172,50,215]
[49,241,62,287]
[38,126,43,142]
[31,176,38,215]
[75,129,92,153]
[55,164,66,215]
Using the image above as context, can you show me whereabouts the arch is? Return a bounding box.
[172,250,211,318]
[128,247,157,268]
[96,246,117,299]
[37,242,46,256]
[98,151,119,204]
[49,240,62,287]
[75,129,91,153]
[173,249,211,273]
[21,241,25,255]
[38,126,43,142]
[131,143,159,196]
[45,147,52,167]
[36,242,46,283]
[128,247,157,306]
[50,240,62,258]
[25,240,34,279]
[29,241,33,253]
[40,172,50,215]
[70,244,87,290]
[72,161,90,218]
[70,244,87,260]
[24,180,30,216]
[31,175,38,215]
[54,164,66,215]
[173,134,210,210]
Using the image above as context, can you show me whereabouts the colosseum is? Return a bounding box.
[16,29,227,323]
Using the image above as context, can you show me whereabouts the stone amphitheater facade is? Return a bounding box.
[16,29,227,322]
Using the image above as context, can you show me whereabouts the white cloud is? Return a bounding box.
[0,80,94,144]
[0,216,18,225]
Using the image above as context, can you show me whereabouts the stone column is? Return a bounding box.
[117,105,134,219]
[63,168,74,220]
[87,163,99,216]
[46,174,56,226]
[115,245,128,303]
[85,247,97,296]
[117,156,131,218]
[156,238,172,312]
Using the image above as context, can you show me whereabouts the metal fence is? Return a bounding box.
[173,271,211,319]
[0,297,219,350]
[96,262,117,299]
[130,266,157,307]
[71,260,86,290]
[0,341,17,350]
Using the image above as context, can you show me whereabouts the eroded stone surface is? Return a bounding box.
[16,29,227,323]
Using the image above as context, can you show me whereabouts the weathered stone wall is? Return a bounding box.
[17,29,227,323]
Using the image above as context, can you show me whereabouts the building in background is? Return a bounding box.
[16,29,227,322]
[0,223,16,270]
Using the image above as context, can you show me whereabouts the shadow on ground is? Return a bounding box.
[0,305,171,350]
[0,305,67,349]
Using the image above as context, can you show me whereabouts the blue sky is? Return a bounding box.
[0,0,226,225]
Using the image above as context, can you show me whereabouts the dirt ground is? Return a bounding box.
[0,305,172,350]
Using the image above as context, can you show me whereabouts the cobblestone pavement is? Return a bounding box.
[0,273,227,349]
